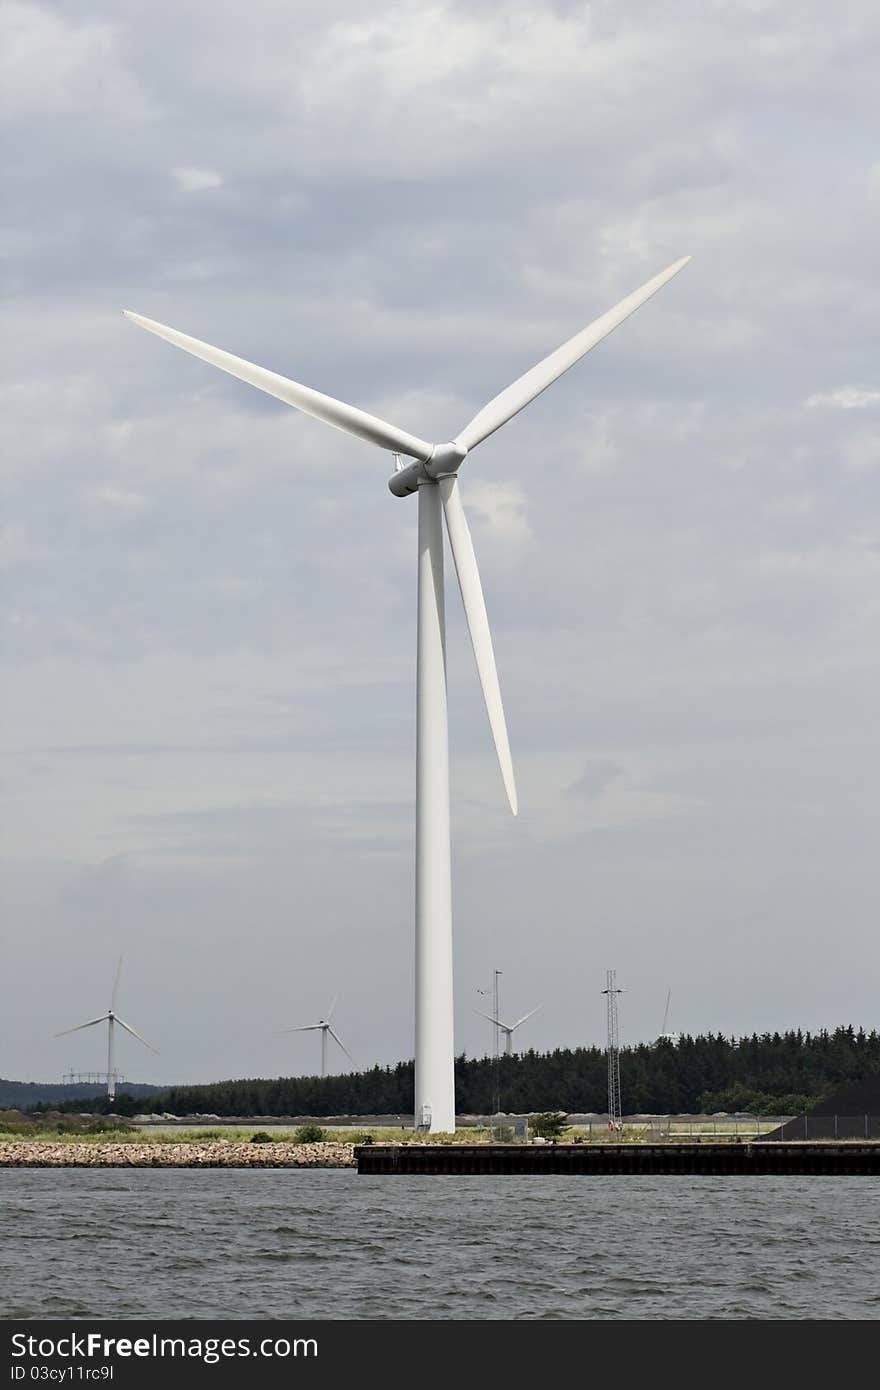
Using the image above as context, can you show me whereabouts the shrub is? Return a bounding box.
[530,1111,570,1140]
[293,1123,327,1143]
[249,1131,275,1144]
[0,1110,36,1135]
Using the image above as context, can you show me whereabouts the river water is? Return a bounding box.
[4,1170,878,1319]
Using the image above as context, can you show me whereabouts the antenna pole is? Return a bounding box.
[602,971,623,1135]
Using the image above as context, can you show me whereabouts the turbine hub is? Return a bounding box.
[387,441,467,498]
[424,441,468,480]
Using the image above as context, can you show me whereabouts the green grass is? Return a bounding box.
[0,1123,492,1146]
[0,1115,782,1146]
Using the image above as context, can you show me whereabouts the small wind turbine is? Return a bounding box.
[125,254,689,1131]
[54,957,158,1101]
[661,987,672,1036]
[476,1004,542,1056]
[278,997,355,1078]
[657,987,681,1045]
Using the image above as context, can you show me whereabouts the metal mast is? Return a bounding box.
[603,970,623,1132]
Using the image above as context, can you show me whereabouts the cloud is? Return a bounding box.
[465,481,532,562]
[1,1,148,119]
[0,525,31,569]
[806,387,880,410]
[566,760,624,800]
[173,166,224,193]
[88,485,150,512]
[4,0,880,1082]
[843,432,880,473]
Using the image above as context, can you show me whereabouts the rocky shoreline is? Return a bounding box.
[0,1141,355,1168]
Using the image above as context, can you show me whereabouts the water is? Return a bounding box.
[3,1170,879,1319]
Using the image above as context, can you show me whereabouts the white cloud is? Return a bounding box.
[763,492,815,521]
[5,0,880,1081]
[755,539,880,587]
[0,524,31,568]
[843,431,880,473]
[806,386,880,410]
[88,485,150,512]
[0,0,147,118]
[464,480,532,562]
[173,166,224,193]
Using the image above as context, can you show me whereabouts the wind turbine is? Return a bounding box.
[657,986,681,1045]
[124,254,690,1131]
[476,1004,542,1056]
[278,997,355,1078]
[54,957,157,1101]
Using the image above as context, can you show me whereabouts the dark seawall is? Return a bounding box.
[357,1142,880,1176]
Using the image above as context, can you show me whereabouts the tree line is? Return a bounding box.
[54,1025,880,1117]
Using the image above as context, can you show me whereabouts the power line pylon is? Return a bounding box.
[603,970,623,1135]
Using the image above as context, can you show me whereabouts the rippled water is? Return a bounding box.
[4,1170,879,1319]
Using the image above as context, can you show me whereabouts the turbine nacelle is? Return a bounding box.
[388,441,468,498]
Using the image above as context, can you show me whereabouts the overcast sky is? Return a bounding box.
[3,0,879,1087]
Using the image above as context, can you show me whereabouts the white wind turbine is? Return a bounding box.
[54,957,158,1101]
[124,254,689,1132]
[476,1004,543,1057]
[278,997,355,1078]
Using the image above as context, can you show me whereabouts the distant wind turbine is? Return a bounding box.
[278,997,355,1078]
[54,957,158,1101]
[657,987,681,1045]
[124,254,689,1130]
[476,1004,542,1057]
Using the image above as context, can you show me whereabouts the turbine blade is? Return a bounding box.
[114,1016,159,1053]
[474,1008,506,1029]
[326,996,337,1022]
[510,1005,542,1031]
[123,311,433,461]
[454,257,691,452]
[327,1026,355,1065]
[111,955,123,1013]
[277,1024,322,1034]
[439,476,517,814]
[54,1014,109,1037]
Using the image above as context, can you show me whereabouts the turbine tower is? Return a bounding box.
[54,957,157,1101]
[476,1003,542,1056]
[278,997,354,1078]
[124,255,689,1131]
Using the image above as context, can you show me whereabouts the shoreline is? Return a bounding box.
[0,1140,355,1168]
